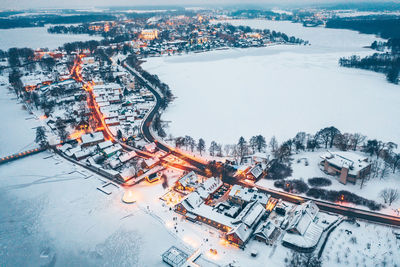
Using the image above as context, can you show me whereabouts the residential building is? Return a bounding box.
[320,151,371,184]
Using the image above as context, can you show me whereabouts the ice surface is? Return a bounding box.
[0,26,102,50]
[142,19,400,145]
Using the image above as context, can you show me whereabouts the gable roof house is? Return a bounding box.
[281,201,323,252]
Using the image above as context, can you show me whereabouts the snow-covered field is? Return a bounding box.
[322,220,400,266]
[142,19,400,145]
[0,25,102,50]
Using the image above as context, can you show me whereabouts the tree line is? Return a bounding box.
[0,13,117,29]
[326,16,400,39]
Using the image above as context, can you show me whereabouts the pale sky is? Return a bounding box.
[0,0,396,10]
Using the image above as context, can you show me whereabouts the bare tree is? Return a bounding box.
[380,162,391,179]
[335,133,352,151]
[269,136,278,152]
[224,144,231,157]
[351,133,366,151]
[316,126,340,148]
[380,188,399,205]
[390,153,400,173]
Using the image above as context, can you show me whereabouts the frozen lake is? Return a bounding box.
[0,25,102,50]
[143,19,400,145]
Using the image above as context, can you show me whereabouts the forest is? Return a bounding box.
[328,16,400,84]
[0,13,117,29]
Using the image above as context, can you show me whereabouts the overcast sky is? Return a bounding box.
[0,0,396,10]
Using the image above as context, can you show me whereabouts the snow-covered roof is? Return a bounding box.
[282,221,323,249]
[58,143,72,153]
[229,184,264,203]
[183,192,203,210]
[74,146,96,160]
[81,132,104,145]
[202,177,222,193]
[145,142,157,153]
[119,151,137,163]
[103,144,122,156]
[98,140,113,150]
[178,171,199,188]
[144,157,159,167]
[254,221,279,240]
[242,203,265,228]
[227,223,252,244]
[320,151,370,175]
[287,201,319,235]
[249,164,263,178]
[192,203,234,229]
[109,158,121,169]
[232,201,264,228]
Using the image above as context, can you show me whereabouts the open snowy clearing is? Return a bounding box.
[142,19,400,146]
[322,220,400,266]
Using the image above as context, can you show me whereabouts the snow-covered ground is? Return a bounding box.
[256,149,400,215]
[142,19,400,145]
[0,25,102,50]
[0,152,188,266]
[322,220,400,266]
[0,77,41,157]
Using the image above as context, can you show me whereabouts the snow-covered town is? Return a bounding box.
[1,3,400,267]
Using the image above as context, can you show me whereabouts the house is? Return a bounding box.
[226,201,266,248]
[197,177,222,200]
[254,221,281,245]
[175,191,203,215]
[119,151,137,163]
[98,140,113,151]
[228,184,270,207]
[143,157,160,169]
[320,151,371,185]
[103,144,122,158]
[235,164,264,180]
[145,142,157,153]
[74,147,95,161]
[81,132,104,147]
[176,171,200,191]
[281,201,323,252]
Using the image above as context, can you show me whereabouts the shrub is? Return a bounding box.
[274,179,309,194]
[267,160,292,180]
[306,188,384,211]
[308,177,332,187]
